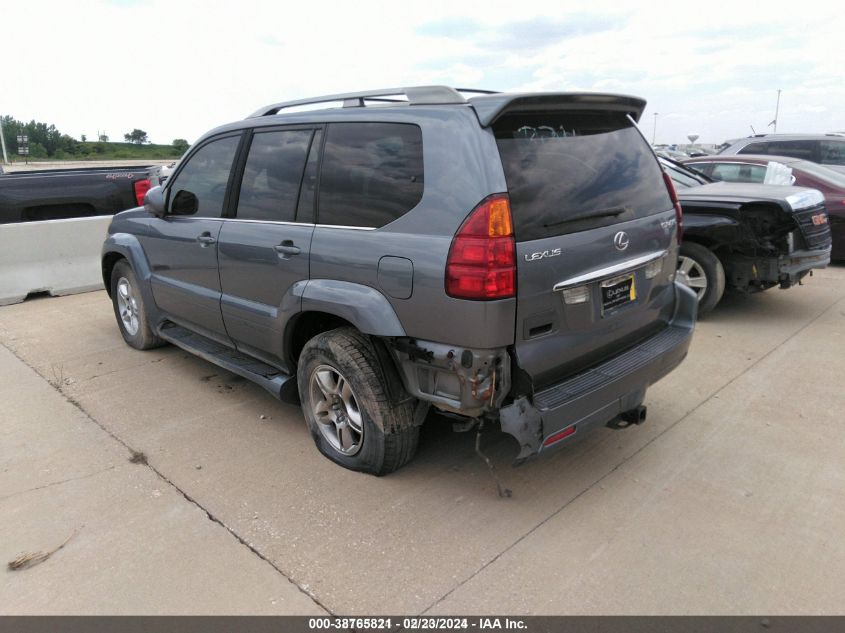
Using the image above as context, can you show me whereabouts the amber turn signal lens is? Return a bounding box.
[487,197,513,237]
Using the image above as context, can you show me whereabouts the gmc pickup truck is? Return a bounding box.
[661,158,832,314]
[0,165,156,224]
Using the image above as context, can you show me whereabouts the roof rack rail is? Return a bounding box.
[249,85,471,118]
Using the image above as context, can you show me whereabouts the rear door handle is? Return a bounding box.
[196,232,216,246]
[274,240,301,256]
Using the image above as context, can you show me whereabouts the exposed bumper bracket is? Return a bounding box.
[499,396,543,462]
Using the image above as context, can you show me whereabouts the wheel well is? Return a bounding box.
[287,311,355,366]
[286,312,411,406]
[683,236,734,262]
[101,252,126,296]
[681,235,716,250]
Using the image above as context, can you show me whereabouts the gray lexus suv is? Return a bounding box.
[102,86,697,475]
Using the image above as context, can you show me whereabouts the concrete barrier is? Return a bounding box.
[0,216,111,306]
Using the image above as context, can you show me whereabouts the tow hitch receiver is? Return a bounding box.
[607,405,647,430]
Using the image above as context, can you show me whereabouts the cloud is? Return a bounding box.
[417,13,629,54]
[416,17,484,39]
[3,0,843,146]
[497,14,629,51]
[105,0,151,6]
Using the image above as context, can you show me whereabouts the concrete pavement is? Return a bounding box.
[0,334,325,614]
[1,265,844,614]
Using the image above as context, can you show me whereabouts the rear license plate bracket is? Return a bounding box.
[601,273,636,314]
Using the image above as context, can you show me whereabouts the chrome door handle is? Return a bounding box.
[196,233,216,246]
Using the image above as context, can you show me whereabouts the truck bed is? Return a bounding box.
[0,165,155,224]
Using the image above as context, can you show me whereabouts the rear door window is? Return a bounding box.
[740,142,769,154]
[318,123,423,228]
[741,140,817,161]
[820,140,845,166]
[494,112,672,242]
[236,129,312,222]
[710,162,767,183]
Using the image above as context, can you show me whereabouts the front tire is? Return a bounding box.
[297,327,418,475]
[110,260,163,350]
[677,242,726,316]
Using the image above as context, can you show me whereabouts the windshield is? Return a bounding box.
[494,112,673,242]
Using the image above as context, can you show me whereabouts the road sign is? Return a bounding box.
[17,134,29,157]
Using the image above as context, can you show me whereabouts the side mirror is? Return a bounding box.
[170,189,198,215]
[144,186,167,217]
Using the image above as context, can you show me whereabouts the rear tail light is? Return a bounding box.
[134,178,152,207]
[662,171,683,243]
[446,194,516,300]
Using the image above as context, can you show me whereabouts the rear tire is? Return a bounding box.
[110,260,164,350]
[297,327,419,475]
[677,242,726,316]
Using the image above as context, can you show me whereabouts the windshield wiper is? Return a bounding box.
[543,207,628,228]
[684,164,713,182]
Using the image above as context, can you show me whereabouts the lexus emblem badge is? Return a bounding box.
[614,231,630,251]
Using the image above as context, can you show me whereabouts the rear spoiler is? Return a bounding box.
[468,92,647,127]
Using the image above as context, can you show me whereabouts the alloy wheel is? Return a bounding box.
[309,365,364,456]
[676,255,708,299]
[116,277,140,336]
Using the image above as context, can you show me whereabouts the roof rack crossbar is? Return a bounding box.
[249,85,469,117]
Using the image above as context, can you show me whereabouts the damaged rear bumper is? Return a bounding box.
[500,282,697,461]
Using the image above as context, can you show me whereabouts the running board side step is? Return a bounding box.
[158,322,296,401]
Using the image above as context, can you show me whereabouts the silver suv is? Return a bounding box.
[719,134,845,174]
[101,86,697,475]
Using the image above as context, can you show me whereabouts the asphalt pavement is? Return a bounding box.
[1,266,844,614]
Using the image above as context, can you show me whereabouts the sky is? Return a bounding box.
[3,0,843,147]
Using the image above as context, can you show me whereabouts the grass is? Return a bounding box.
[6,142,183,163]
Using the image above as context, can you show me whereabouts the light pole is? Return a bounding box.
[652,112,659,145]
[0,115,9,165]
[768,89,781,133]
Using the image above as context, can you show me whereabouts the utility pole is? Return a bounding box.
[652,112,659,145]
[0,115,9,165]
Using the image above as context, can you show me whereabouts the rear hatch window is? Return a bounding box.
[494,111,672,241]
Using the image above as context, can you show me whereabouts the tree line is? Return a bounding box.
[1,115,81,159]
[1,115,189,159]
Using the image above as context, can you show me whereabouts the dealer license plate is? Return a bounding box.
[601,274,636,313]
